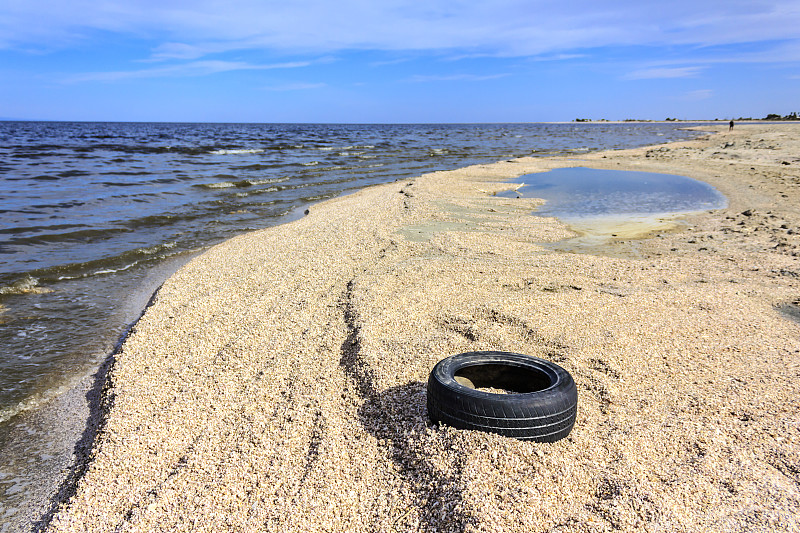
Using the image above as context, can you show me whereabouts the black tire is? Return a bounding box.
[427,351,577,442]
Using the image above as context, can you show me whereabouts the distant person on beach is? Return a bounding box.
[729,120,734,131]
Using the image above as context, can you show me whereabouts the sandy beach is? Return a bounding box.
[43,123,799,532]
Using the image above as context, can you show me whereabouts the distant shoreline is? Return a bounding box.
[2,118,798,124]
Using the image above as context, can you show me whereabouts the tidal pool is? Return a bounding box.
[501,167,727,254]
[502,167,727,220]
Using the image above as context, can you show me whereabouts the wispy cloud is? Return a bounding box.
[64,59,312,83]
[369,57,414,68]
[529,53,587,62]
[624,66,704,80]
[145,42,211,62]
[408,73,509,83]
[263,82,327,91]
[3,1,799,59]
[682,89,714,101]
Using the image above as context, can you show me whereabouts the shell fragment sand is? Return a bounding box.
[48,124,800,532]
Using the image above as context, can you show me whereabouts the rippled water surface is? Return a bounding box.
[0,121,707,422]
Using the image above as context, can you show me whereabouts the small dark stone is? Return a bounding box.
[742,209,754,217]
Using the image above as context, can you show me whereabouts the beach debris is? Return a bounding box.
[427,351,577,442]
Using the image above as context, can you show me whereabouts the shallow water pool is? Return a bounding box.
[502,167,727,221]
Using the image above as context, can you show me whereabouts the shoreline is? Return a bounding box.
[0,253,196,533]
[0,201,319,532]
[20,124,800,531]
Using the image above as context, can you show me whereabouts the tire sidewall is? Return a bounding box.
[427,350,578,441]
[430,350,571,403]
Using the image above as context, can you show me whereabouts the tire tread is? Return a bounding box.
[426,351,578,442]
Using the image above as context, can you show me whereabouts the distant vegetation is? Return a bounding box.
[570,113,799,122]
[762,112,799,121]
[718,113,799,121]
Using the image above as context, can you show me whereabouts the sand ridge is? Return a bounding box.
[47,124,800,532]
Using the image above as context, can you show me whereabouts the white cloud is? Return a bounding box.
[2,0,799,59]
[263,82,327,91]
[64,59,311,82]
[624,66,704,80]
[529,54,587,62]
[146,42,209,61]
[682,89,714,101]
[409,73,510,82]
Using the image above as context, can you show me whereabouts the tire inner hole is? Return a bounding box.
[454,363,552,394]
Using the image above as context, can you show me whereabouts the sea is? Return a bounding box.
[0,121,706,435]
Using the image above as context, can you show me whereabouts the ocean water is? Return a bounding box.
[0,121,707,425]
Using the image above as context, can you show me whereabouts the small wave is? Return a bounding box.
[198,181,237,189]
[138,241,177,255]
[249,177,287,186]
[302,193,336,202]
[232,164,281,171]
[0,372,95,426]
[301,161,321,166]
[99,170,152,176]
[208,148,266,155]
[195,177,287,189]
[0,223,86,236]
[235,186,279,197]
[97,181,141,187]
[93,262,139,275]
[57,170,90,178]
[53,243,182,281]
[0,276,53,296]
[4,227,130,246]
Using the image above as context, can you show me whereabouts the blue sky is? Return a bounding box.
[1,0,798,123]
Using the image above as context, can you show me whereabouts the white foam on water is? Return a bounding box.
[208,148,266,155]
[0,277,51,296]
[249,177,287,186]
[93,262,138,275]
[197,177,287,189]
[139,241,177,255]
[0,376,83,426]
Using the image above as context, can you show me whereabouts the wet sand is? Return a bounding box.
[42,124,799,532]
